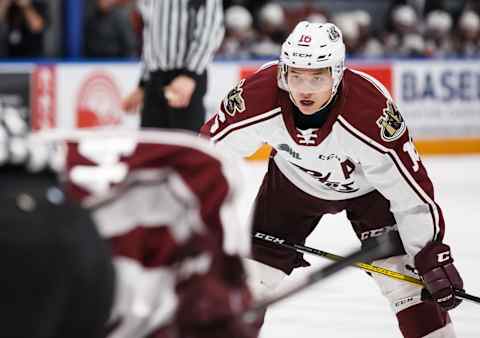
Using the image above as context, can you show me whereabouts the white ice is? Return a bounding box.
[239,155,480,338]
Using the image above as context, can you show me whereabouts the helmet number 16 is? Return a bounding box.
[299,35,312,43]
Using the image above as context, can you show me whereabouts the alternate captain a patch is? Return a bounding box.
[376,99,406,142]
[223,79,246,117]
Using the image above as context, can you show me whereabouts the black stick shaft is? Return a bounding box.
[244,238,392,321]
[253,232,480,305]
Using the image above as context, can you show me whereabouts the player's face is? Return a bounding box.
[287,67,334,115]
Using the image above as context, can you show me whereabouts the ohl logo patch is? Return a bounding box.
[223,79,246,117]
[376,99,406,142]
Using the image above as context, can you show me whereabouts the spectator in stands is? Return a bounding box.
[333,13,361,56]
[386,0,452,25]
[453,10,480,56]
[401,33,427,57]
[0,0,48,58]
[424,10,454,57]
[305,12,327,25]
[216,1,480,60]
[351,10,384,57]
[218,5,256,59]
[464,0,480,15]
[333,11,383,58]
[223,0,269,18]
[0,11,6,57]
[251,3,287,58]
[283,0,330,30]
[383,5,426,57]
[84,0,137,58]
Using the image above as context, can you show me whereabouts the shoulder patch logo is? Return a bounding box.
[223,79,246,117]
[376,100,406,142]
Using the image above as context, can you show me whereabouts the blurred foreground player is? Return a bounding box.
[0,107,114,338]
[1,103,259,337]
[201,21,464,337]
[59,129,259,338]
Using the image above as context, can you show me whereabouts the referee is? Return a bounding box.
[123,0,224,132]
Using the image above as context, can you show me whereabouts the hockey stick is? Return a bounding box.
[243,237,393,322]
[253,232,480,305]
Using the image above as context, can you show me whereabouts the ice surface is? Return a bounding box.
[238,155,480,337]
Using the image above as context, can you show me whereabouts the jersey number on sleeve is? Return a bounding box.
[403,138,420,172]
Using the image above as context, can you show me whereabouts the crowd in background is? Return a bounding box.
[219,0,480,59]
[0,0,49,58]
[0,0,480,59]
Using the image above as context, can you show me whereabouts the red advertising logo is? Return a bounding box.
[31,66,56,131]
[239,66,258,80]
[76,70,122,128]
[350,63,393,95]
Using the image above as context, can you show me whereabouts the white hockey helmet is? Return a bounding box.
[279,21,346,96]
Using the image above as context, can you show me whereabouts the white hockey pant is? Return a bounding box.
[246,256,456,338]
[244,258,287,300]
[371,255,456,338]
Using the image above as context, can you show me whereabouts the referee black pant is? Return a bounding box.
[141,69,207,132]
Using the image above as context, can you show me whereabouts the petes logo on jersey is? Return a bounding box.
[223,79,246,117]
[376,100,406,142]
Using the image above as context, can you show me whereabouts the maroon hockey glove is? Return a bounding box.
[176,272,260,338]
[414,241,463,311]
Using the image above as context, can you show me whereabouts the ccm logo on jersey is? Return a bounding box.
[254,232,285,244]
[376,99,406,142]
[223,79,246,117]
[437,250,451,263]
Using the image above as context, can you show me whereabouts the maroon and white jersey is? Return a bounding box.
[52,130,256,338]
[201,62,445,257]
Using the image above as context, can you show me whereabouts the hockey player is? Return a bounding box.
[201,21,463,337]
[60,129,260,338]
[0,102,259,337]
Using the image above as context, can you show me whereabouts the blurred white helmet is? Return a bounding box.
[305,13,327,24]
[259,3,285,28]
[403,33,425,53]
[334,13,360,41]
[225,5,252,32]
[279,21,346,96]
[459,10,480,32]
[392,5,417,27]
[426,10,452,33]
[353,10,371,28]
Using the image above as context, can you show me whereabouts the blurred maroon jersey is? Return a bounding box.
[61,129,258,338]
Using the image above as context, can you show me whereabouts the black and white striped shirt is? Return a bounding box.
[138,0,224,81]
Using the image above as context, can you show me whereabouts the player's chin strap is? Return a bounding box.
[252,231,480,306]
[243,236,394,323]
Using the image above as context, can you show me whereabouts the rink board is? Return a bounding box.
[0,59,476,156]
